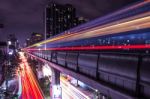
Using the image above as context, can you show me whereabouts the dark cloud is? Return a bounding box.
[0,0,140,45]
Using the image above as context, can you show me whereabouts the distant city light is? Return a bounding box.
[8,49,14,55]
[42,64,52,77]
[8,41,12,45]
[8,51,13,55]
[37,44,42,47]
[36,34,42,37]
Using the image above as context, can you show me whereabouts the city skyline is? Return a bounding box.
[0,0,139,45]
[0,1,149,98]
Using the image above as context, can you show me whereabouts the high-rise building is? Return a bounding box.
[46,2,64,38]
[45,2,86,39]
[26,32,44,46]
[63,4,76,29]
[78,17,87,25]
[26,38,31,47]
[7,34,19,49]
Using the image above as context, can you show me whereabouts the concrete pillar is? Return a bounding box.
[51,68,60,85]
[50,68,62,99]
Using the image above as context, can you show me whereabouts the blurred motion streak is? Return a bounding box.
[18,52,44,99]
[60,77,91,99]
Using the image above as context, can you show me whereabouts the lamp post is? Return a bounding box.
[44,7,47,50]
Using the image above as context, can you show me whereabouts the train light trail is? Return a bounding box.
[26,11,150,48]
[25,44,150,51]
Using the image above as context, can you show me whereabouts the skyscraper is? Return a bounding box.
[63,4,76,29]
[7,34,19,49]
[26,32,44,46]
[46,2,64,38]
[45,2,86,39]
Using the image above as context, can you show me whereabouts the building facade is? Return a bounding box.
[7,34,19,50]
[45,2,87,39]
[26,32,44,46]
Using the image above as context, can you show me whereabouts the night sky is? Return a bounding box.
[0,0,140,45]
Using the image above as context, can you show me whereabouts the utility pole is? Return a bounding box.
[44,7,47,50]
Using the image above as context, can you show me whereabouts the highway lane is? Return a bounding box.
[18,52,93,99]
[18,52,44,99]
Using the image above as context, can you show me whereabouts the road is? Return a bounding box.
[18,52,93,99]
[18,52,44,99]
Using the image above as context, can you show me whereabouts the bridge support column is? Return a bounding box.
[50,68,62,99]
[51,68,60,85]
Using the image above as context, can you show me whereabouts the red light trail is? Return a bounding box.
[18,52,44,99]
[25,44,150,51]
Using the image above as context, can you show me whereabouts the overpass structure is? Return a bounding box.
[24,1,150,99]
